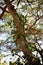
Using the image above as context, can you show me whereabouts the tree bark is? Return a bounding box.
[4,0,42,65]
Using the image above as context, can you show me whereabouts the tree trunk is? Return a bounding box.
[4,0,42,65]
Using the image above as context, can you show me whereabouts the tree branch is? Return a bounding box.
[3,0,37,64]
[0,0,14,19]
[30,15,43,28]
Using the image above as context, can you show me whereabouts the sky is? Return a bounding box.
[0,19,24,65]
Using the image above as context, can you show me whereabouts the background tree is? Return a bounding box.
[0,0,43,65]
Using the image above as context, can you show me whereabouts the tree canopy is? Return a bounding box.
[0,0,43,65]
